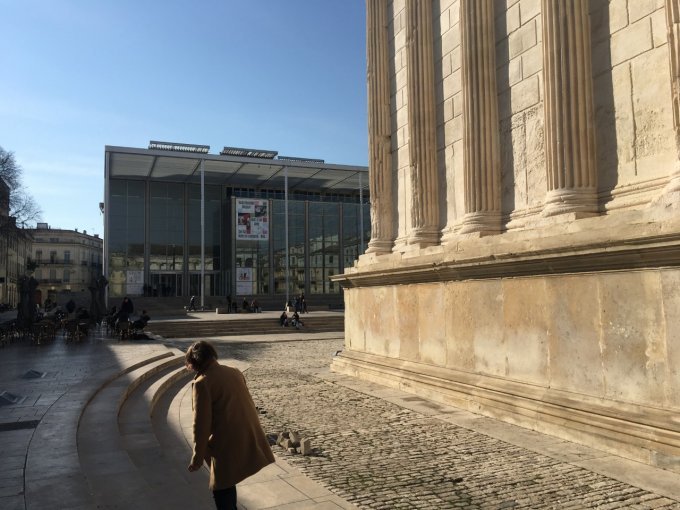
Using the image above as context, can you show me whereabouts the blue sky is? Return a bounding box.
[0,0,367,236]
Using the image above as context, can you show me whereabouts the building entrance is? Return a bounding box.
[150,273,182,297]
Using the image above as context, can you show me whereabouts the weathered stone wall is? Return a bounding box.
[336,0,680,471]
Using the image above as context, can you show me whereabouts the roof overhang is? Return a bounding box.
[105,145,369,194]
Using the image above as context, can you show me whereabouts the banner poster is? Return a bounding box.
[126,270,144,295]
[236,198,269,241]
[236,267,253,295]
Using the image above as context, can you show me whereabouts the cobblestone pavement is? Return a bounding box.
[177,338,680,510]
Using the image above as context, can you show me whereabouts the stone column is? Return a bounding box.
[665,0,680,192]
[541,0,598,217]
[459,0,502,235]
[366,0,394,254]
[406,0,439,246]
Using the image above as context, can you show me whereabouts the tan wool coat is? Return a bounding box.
[191,362,275,490]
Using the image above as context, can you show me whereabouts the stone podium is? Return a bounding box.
[333,0,680,473]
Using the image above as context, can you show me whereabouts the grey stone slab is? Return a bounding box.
[79,450,136,476]
[25,473,92,510]
[0,495,25,510]
[0,484,23,497]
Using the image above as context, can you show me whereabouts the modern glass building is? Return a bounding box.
[104,142,370,308]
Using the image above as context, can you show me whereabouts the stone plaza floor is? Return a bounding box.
[0,315,679,509]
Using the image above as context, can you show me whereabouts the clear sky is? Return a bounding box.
[0,0,367,237]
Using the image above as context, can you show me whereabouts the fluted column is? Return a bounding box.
[665,0,680,192]
[459,0,502,235]
[366,0,394,254]
[406,0,439,246]
[541,0,598,217]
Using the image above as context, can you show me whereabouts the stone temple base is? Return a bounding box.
[332,209,680,473]
[332,348,680,473]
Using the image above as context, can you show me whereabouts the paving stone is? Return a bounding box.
[168,338,680,510]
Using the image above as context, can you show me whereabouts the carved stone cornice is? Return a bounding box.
[459,0,502,235]
[405,0,439,246]
[541,0,598,216]
[333,209,680,287]
[366,0,394,254]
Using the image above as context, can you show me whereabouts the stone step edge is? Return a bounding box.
[115,348,186,415]
[24,347,179,510]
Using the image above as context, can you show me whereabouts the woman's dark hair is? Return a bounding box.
[185,341,218,372]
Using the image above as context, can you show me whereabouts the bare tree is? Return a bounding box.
[0,146,42,227]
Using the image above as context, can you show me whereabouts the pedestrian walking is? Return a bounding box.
[186,341,274,510]
[189,295,196,311]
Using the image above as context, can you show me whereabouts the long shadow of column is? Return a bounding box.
[589,0,619,207]
[496,6,517,227]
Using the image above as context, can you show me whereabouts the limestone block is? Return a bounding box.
[595,63,635,190]
[300,438,312,455]
[442,69,461,100]
[609,0,630,34]
[627,0,664,24]
[443,97,454,122]
[630,46,676,180]
[396,284,420,362]
[364,286,400,358]
[453,139,465,219]
[651,8,667,47]
[441,53,452,80]
[544,275,604,396]
[455,280,504,374]
[417,283,447,366]
[450,0,460,25]
[524,104,546,208]
[508,19,537,59]
[521,44,542,78]
[344,289,365,352]
[519,0,540,24]
[496,2,520,36]
[610,19,653,67]
[599,271,667,406]
[453,94,462,117]
[441,24,460,56]
[660,269,680,408]
[510,74,540,114]
[498,57,522,92]
[451,45,461,72]
[396,104,409,129]
[502,277,549,384]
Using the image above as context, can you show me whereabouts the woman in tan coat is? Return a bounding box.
[186,341,275,510]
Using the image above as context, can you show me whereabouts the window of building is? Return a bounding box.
[64,250,71,263]
[35,250,42,262]
[63,269,70,282]
[49,251,57,263]
[49,269,56,281]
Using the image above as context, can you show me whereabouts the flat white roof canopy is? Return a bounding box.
[105,144,369,194]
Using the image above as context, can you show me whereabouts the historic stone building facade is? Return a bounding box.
[333,0,680,472]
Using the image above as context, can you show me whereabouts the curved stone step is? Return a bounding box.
[77,350,194,509]
[24,344,180,510]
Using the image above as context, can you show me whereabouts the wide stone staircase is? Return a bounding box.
[23,342,221,509]
[146,313,345,339]
[20,319,350,510]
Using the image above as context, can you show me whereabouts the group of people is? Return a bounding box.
[279,309,304,329]
[107,296,150,334]
[286,293,307,314]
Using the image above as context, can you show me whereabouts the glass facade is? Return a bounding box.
[108,180,145,297]
[106,160,369,308]
[149,182,184,296]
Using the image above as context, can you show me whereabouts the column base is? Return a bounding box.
[542,188,599,217]
[366,238,394,255]
[458,211,502,236]
[407,227,440,247]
